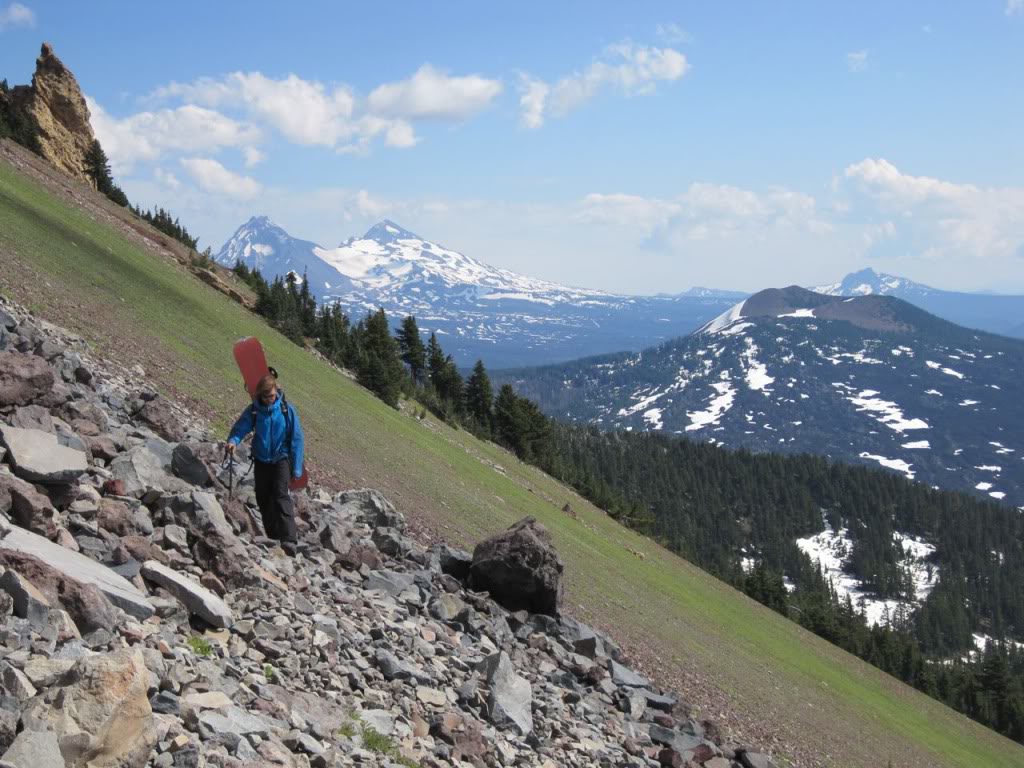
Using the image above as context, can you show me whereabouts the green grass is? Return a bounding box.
[1,149,1021,768]
[186,635,214,657]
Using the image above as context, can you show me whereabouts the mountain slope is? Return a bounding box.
[2,141,1019,767]
[216,216,739,368]
[498,286,1024,509]
[815,267,1024,339]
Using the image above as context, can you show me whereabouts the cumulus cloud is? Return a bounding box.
[0,3,34,30]
[367,64,502,120]
[87,97,261,173]
[846,50,869,72]
[180,157,262,200]
[843,157,1024,262]
[520,40,689,128]
[151,66,498,153]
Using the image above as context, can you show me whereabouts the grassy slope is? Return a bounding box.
[0,151,1019,768]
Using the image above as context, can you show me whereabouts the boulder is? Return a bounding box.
[140,560,233,628]
[170,441,218,487]
[10,404,54,432]
[336,488,404,529]
[135,396,185,442]
[0,424,87,484]
[0,524,153,620]
[0,471,57,535]
[110,445,188,498]
[478,651,534,736]
[0,549,122,634]
[37,648,157,768]
[0,350,53,406]
[0,566,51,627]
[469,517,564,616]
[0,730,64,768]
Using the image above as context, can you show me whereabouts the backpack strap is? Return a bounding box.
[280,388,295,475]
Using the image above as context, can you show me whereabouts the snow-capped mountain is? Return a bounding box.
[497,286,1024,508]
[215,217,740,368]
[813,267,1024,339]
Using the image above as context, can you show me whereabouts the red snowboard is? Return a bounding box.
[232,337,308,491]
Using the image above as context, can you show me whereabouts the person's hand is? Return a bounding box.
[225,442,236,457]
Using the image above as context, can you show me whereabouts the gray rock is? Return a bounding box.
[0,729,63,768]
[189,492,234,538]
[197,706,273,743]
[365,570,416,598]
[0,568,50,628]
[740,752,779,768]
[140,560,233,628]
[110,445,188,498]
[0,661,37,701]
[336,488,404,529]
[649,724,703,753]
[610,660,651,688]
[0,524,154,620]
[479,651,533,736]
[0,425,87,484]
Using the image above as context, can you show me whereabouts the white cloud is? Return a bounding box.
[87,97,261,173]
[520,40,689,128]
[656,22,691,44]
[1007,0,1023,16]
[577,183,825,239]
[517,75,549,129]
[847,50,869,72]
[0,3,34,30]
[180,157,261,200]
[843,157,1024,262]
[153,168,181,190]
[844,158,974,204]
[242,146,265,168]
[151,66,498,153]
[366,64,502,120]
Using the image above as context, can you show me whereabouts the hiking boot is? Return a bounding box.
[281,541,299,557]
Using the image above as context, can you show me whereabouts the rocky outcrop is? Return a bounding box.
[7,43,99,184]
[470,516,565,615]
[0,297,785,768]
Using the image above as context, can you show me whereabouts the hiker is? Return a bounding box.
[225,373,304,553]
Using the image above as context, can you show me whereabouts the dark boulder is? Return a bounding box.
[469,517,564,616]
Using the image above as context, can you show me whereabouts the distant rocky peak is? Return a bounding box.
[361,219,422,244]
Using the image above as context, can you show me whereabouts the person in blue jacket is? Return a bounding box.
[225,373,304,551]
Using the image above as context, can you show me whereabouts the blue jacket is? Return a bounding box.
[228,394,304,478]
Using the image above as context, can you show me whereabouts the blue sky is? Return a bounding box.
[2,1,1023,293]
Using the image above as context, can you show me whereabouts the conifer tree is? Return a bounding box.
[464,359,493,431]
[396,316,427,384]
[426,332,446,389]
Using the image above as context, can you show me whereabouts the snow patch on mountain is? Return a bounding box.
[796,521,937,627]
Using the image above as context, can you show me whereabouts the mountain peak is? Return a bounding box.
[362,219,421,244]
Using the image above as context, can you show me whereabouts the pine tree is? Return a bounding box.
[464,359,493,432]
[396,316,427,384]
[426,332,446,389]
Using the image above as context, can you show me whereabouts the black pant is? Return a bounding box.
[253,459,296,543]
